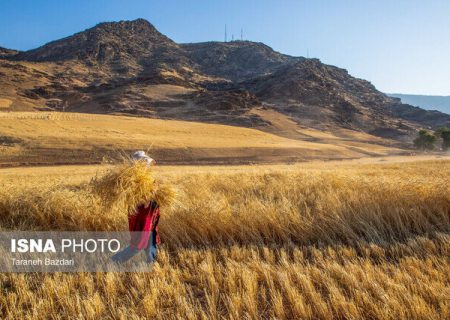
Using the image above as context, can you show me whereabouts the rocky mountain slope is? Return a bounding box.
[241,59,450,136]
[1,18,449,143]
[182,41,295,81]
[15,19,187,71]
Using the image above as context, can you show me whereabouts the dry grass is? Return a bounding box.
[0,112,405,166]
[0,98,12,109]
[0,160,449,319]
[0,112,341,149]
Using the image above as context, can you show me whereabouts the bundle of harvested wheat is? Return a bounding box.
[152,182,177,207]
[91,160,175,213]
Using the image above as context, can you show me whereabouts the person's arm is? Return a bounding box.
[128,207,138,232]
[150,203,161,245]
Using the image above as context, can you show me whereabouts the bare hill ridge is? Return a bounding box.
[1,18,449,144]
[15,19,180,65]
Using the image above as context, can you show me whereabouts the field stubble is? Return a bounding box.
[0,160,449,319]
[0,112,404,166]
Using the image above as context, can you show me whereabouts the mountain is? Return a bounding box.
[241,59,450,135]
[1,18,449,144]
[182,41,295,81]
[387,93,450,115]
[14,19,193,79]
[16,19,178,63]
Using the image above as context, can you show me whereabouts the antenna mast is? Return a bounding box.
[241,28,243,41]
[224,24,227,42]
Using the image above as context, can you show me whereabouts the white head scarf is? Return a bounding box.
[131,151,155,166]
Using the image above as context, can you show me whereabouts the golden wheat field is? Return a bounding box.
[0,112,404,166]
[0,159,449,319]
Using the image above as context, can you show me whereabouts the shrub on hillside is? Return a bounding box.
[413,130,436,150]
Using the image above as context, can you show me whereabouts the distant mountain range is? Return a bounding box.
[1,18,449,144]
[387,94,450,115]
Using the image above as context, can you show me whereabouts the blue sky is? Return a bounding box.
[1,0,449,95]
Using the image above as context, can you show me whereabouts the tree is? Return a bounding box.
[413,130,436,150]
[434,127,450,150]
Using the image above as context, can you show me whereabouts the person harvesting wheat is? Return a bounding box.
[111,151,161,263]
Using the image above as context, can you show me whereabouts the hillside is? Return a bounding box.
[388,93,450,115]
[1,18,449,145]
[182,41,295,81]
[0,112,404,167]
[15,19,188,68]
[242,59,409,137]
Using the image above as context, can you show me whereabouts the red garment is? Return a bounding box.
[128,201,160,249]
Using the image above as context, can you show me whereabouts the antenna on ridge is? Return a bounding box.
[241,28,243,41]
[224,24,227,42]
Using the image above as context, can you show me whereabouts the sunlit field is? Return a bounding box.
[0,159,449,319]
[0,112,404,166]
